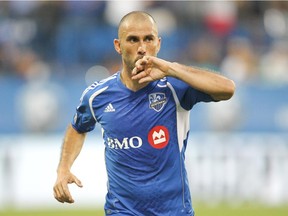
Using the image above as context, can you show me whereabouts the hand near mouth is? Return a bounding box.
[131,56,169,83]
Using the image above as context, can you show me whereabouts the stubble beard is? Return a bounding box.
[124,56,143,74]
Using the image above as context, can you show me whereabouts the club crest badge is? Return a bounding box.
[149,93,167,112]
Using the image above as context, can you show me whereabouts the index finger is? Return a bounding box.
[53,181,74,203]
[132,58,149,75]
[60,182,74,203]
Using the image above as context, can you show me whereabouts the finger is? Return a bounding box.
[54,183,68,203]
[53,186,64,203]
[131,70,147,80]
[55,195,64,203]
[54,186,73,203]
[132,65,144,76]
[74,176,83,188]
[60,182,74,203]
[138,76,152,84]
[133,58,148,75]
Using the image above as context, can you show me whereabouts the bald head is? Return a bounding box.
[113,10,161,74]
[118,11,158,38]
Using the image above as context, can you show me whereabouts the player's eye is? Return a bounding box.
[127,36,138,43]
[145,36,154,42]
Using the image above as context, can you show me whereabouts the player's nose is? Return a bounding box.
[137,42,146,55]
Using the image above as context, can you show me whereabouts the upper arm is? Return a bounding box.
[71,90,97,133]
[168,77,215,110]
[67,123,87,141]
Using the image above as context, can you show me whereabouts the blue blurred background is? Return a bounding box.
[0,1,288,134]
[0,0,288,210]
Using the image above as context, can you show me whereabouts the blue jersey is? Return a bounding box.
[72,71,214,216]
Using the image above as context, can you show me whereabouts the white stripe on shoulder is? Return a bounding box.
[98,73,117,85]
[80,74,117,102]
[89,86,108,121]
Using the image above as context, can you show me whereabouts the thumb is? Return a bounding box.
[74,176,83,188]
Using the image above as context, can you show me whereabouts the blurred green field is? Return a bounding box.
[1,204,288,216]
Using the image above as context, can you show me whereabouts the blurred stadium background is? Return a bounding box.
[0,1,288,215]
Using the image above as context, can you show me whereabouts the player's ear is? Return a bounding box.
[114,39,122,55]
[156,37,161,54]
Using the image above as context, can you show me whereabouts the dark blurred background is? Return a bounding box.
[0,0,288,210]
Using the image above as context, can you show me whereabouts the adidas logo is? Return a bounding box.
[104,103,115,112]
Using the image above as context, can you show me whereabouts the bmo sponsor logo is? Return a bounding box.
[148,125,170,149]
[107,136,142,149]
[106,125,170,150]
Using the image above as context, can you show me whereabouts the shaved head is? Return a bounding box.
[118,11,158,38]
[114,11,161,74]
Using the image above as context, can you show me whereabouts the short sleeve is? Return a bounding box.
[167,77,215,110]
[181,87,215,110]
[71,91,96,133]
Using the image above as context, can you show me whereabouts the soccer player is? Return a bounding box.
[53,11,235,216]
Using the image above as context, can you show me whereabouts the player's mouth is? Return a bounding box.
[135,55,145,62]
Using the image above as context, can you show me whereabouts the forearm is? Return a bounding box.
[57,124,86,173]
[132,56,235,100]
[167,62,235,101]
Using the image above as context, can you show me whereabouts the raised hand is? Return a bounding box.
[131,56,170,83]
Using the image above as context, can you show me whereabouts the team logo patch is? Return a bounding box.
[148,93,167,112]
[148,125,169,149]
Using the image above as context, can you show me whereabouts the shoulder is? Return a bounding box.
[161,76,190,92]
[81,72,118,100]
